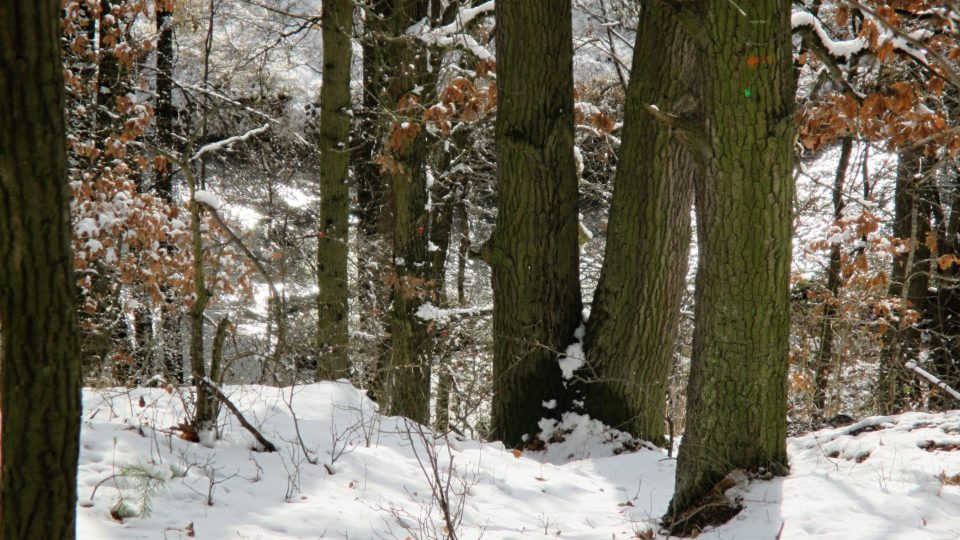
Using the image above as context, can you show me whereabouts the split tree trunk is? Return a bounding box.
[582,1,698,446]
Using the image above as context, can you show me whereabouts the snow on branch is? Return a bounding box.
[792,9,931,66]
[415,301,492,322]
[407,1,494,60]
[905,361,960,403]
[791,11,867,61]
[191,123,270,161]
[193,190,220,210]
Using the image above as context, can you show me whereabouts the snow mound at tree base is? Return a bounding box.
[75,383,960,539]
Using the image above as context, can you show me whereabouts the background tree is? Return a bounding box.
[0,0,82,537]
[486,0,582,446]
[315,0,354,380]
[666,0,795,532]
[371,0,434,423]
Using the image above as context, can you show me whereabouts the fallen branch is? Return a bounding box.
[904,361,960,403]
[199,378,278,452]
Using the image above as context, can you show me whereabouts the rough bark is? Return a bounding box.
[666,0,795,531]
[582,2,697,446]
[316,0,354,380]
[0,0,82,537]
[488,0,582,446]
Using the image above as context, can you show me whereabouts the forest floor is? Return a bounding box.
[76,382,960,539]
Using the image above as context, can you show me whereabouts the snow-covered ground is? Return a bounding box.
[77,383,960,539]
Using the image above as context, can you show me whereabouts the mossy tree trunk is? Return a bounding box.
[370,0,434,424]
[316,0,354,380]
[666,0,794,530]
[0,0,82,537]
[488,0,582,447]
[582,2,698,446]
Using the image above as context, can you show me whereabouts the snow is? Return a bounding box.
[415,301,491,321]
[407,1,495,60]
[75,383,960,539]
[193,190,220,210]
[558,324,587,380]
[76,217,99,237]
[791,11,867,60]
[191,124,270,162]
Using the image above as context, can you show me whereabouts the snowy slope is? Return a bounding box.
[77,383,960,539]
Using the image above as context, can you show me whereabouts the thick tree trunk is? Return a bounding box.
[666,0,794,531]
[316,0,354,380]
[0,0,82,537]
[488,0,582,446]
[582,2,697,446]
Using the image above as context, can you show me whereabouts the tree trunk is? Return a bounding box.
[371,0,434,424]
[813,137,852,416]
[316,0,354,380]
[155,0,175,200]
[155,1,182,384]
[878,149,931,413]
[488,0,582,447]
[187,166,214,433]
[582,1,697,446]
[0,0,82,536]
[666,0,794,531]
[929,164,960,409]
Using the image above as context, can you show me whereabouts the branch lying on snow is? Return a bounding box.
[191,123,270,162]
[407,1,494,60]
[905,361,960,403]
[199,378,278,452]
